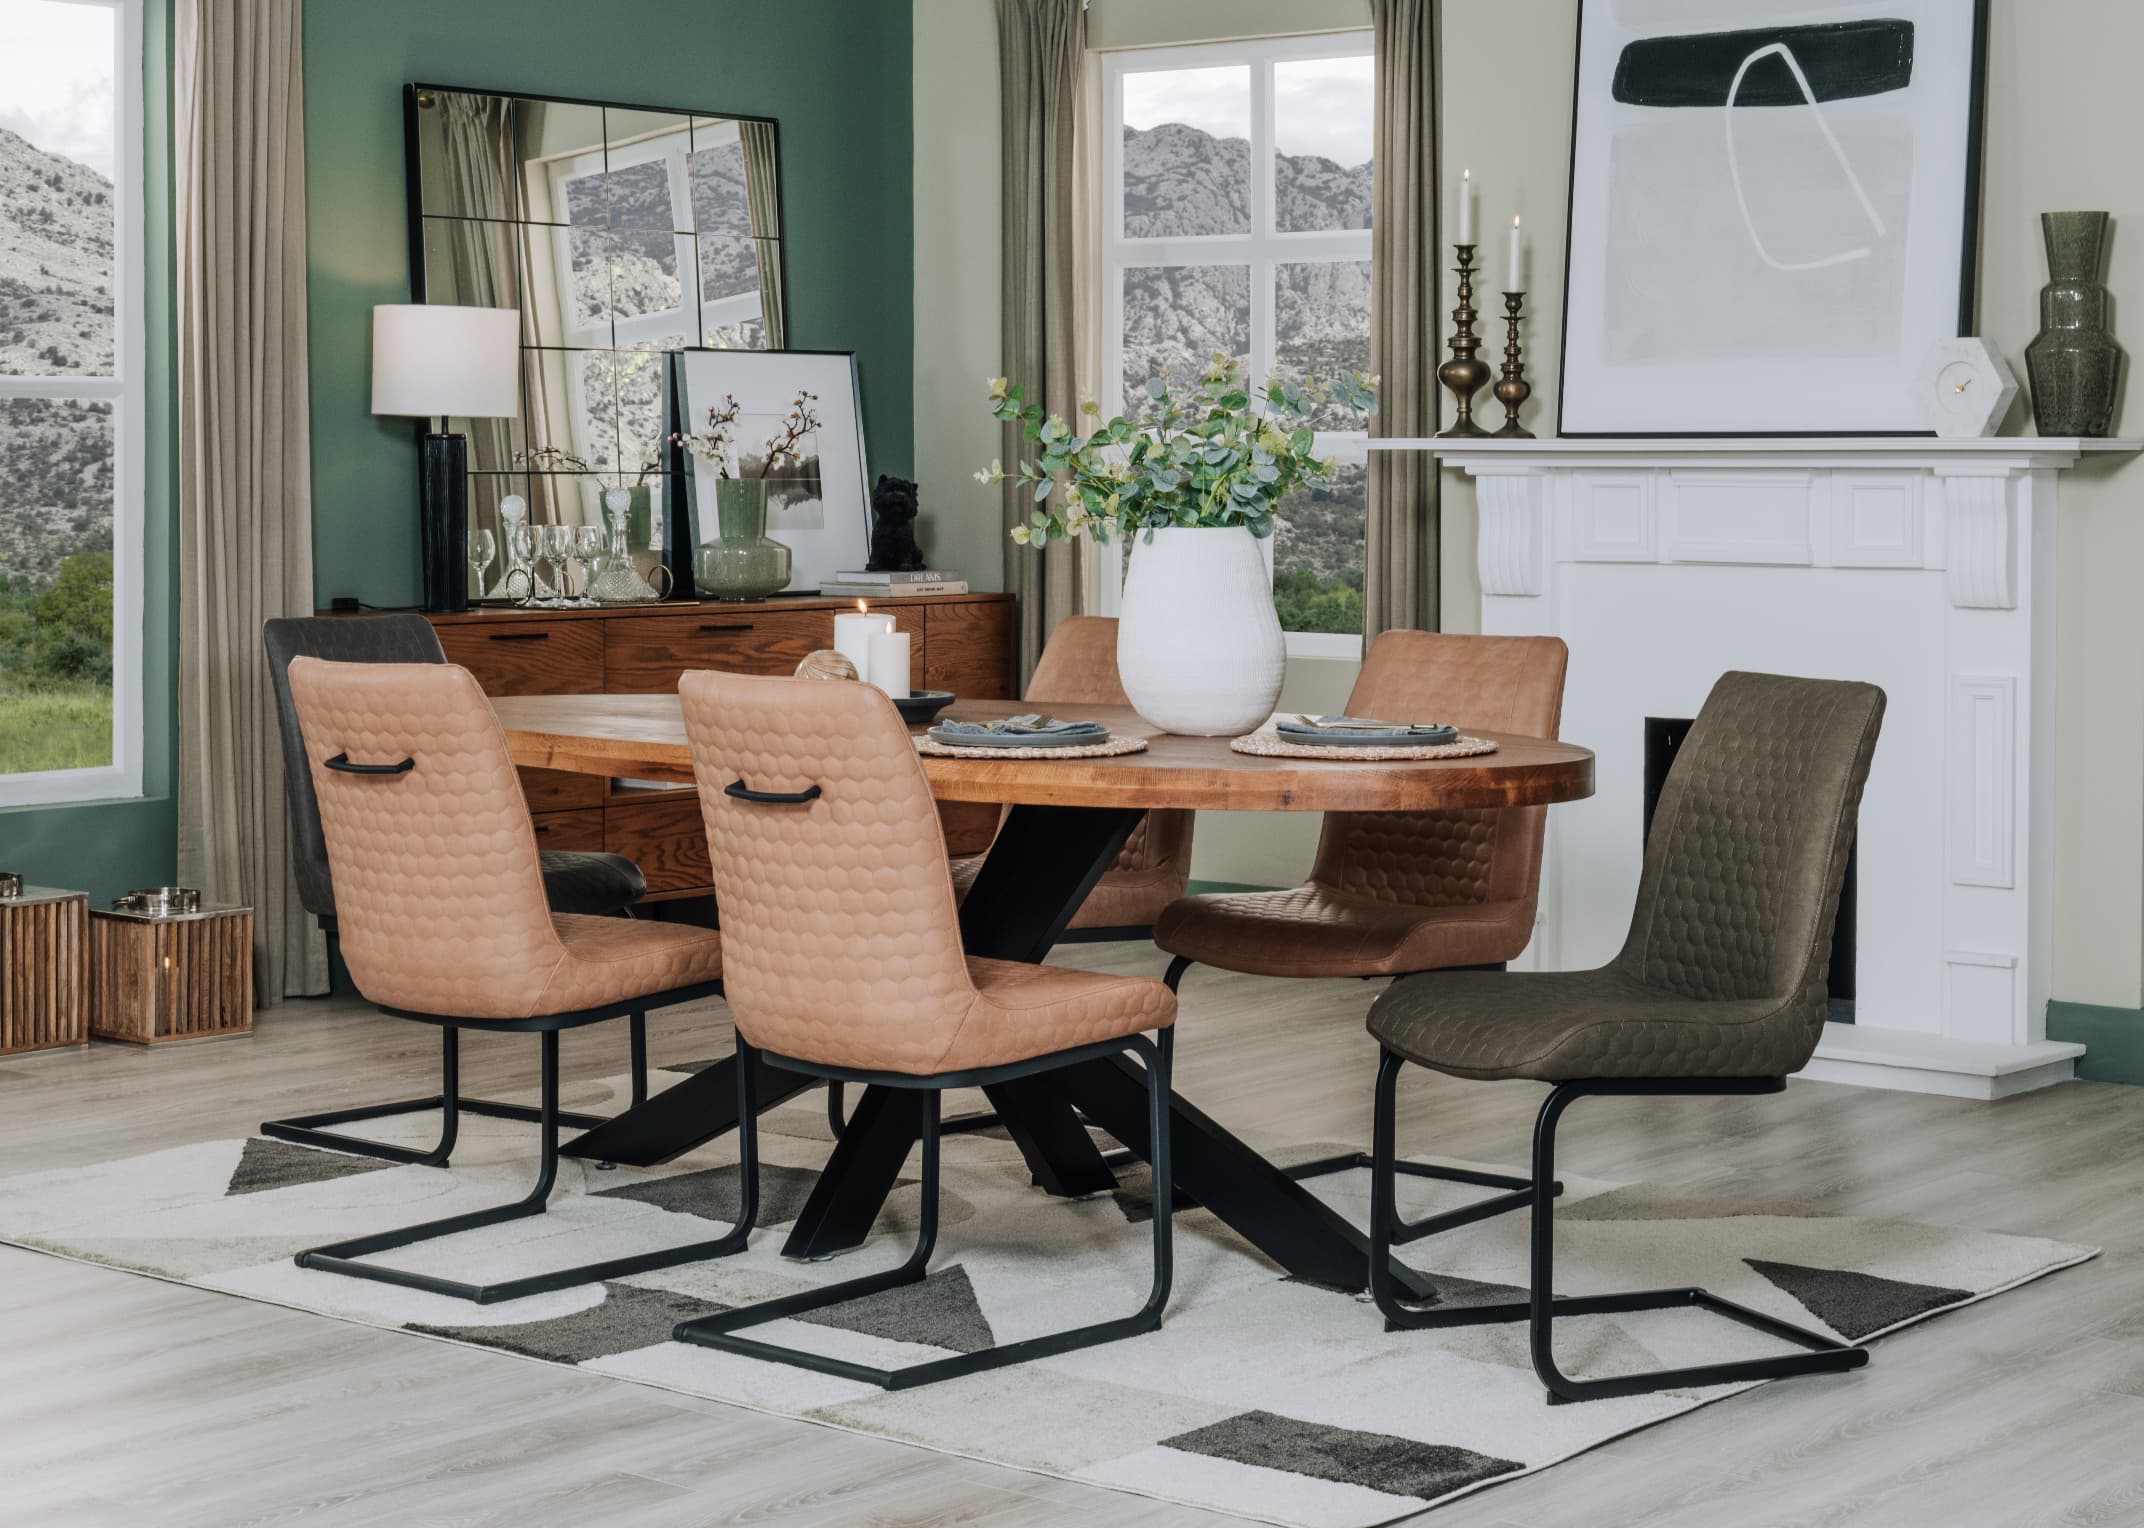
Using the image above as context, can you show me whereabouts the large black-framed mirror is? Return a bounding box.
[404,82,788,600]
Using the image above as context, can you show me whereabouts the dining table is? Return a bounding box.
[491,691,1595,1296]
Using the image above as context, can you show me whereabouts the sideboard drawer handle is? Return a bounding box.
[489,631,550,642]
[698,623,756,635]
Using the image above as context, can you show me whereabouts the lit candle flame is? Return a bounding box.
[856,598,868,614]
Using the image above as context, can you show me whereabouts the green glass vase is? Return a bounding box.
[2027,211,2124,437]
[694,479,792,601]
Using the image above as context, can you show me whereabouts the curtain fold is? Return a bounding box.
[1365,0,1440,637]
[434,93,520,555]
[995,0,1089,684]
[739,120,787,349]
[175,0,321,1001]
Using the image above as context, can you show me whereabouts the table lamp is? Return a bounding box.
[370,304,520,613]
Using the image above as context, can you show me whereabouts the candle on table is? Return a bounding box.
[1508,215,1523,291]
[833,600,893,680]
[868,629,912,699]
[1457,167,1474,245]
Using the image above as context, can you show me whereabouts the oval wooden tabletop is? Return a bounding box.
[492,693,1595,813]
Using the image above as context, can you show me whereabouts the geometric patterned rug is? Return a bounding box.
[0,1063,2095,1528]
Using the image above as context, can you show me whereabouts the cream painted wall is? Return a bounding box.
[914,1,2144,1003]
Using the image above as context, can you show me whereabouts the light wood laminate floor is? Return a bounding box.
[3,943,2142,1527]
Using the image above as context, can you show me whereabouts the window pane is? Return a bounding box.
[605,156,681,232]
[1120,65,1249,237]
[1273,461,1364,636]
[690,127,754,237]
[0,0,117,376]
[0,397,113,773]
[1121,263,1249,406]
[1275,260,1372,429]
[1274,55,1374,233]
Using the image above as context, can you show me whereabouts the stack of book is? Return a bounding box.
[819,568,969,598]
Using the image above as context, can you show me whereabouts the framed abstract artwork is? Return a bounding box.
[1558,0,1990,436]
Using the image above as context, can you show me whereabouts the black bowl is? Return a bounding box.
[893,689,957,725]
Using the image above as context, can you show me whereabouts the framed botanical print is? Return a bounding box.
[1558,0,1990,435]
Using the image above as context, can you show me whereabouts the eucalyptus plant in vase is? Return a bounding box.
[979,354,1376,734]
[672,388,821,600]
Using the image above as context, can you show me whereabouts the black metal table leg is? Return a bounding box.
[560,1043,816,1166]
[780,1084,926,1258]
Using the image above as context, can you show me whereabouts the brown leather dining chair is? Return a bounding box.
[668,670,1178,1390]
[279,657,743,1304]
[1152,630,1568,1227]
[1364,671,1884,1405]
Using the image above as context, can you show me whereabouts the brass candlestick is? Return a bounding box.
[1436,245,1491,438]
[1494,291,1535,438]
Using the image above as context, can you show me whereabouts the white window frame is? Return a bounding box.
[1098,32,1373,661]
[0,0,146,808]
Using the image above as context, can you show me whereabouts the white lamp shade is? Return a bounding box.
[370,304,521,419]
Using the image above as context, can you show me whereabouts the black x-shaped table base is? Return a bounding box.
[562,802,1431,1298]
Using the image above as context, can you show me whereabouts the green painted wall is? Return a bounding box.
[302,0,916,607]
[0,0,180,906]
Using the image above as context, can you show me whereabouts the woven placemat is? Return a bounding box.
[916,734,1150,761]
[1231,730,1499,762]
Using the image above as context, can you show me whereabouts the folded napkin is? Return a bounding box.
[933,714,1107,738]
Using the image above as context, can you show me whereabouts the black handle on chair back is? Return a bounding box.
[724,778,821,805]
[324,752,416,776]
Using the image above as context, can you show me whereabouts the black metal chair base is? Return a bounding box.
[294,1024,751,1305]
[261,1018,643,1167]
[675,1029,1175,1390]
[1369,1054,1870,1404]
[1283,1150,1558,1240]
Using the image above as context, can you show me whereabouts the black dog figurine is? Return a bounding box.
[867,474,926,571]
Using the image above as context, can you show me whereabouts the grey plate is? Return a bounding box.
[928,725,1111,750]
[1274,722,1459,746]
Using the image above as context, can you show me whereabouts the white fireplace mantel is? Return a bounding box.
[1371,434,2142,1099]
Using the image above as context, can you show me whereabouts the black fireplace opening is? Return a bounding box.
[1643,717,1856,1022]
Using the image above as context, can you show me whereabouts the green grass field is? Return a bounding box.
[0,682,112,775]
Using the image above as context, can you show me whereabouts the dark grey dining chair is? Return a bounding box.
[1363,670,1885,1406]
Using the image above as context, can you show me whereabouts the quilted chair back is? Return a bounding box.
[679,670,978,1070]
[286,657,565,1017]
[1026,615,1132,705]
[264,614,446,920]
[1616,671,1884,1026]
[1311,632,1569,913]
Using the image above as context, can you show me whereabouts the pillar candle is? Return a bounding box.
[1508,215,1523,290]
[833,602,893,679]
[868,629,912,699]
[1457,168,1474,245]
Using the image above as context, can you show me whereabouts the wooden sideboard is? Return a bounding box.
[408,592,1015,900]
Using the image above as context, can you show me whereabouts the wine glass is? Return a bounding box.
[510,523,542,605]
[467,528,496,602]
[539,524,575,608]
[574,524,608,606]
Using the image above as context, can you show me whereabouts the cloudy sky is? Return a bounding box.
[1121,54,1374,167]
[0,0,117,181]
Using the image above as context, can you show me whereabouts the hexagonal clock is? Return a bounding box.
[1915,338,2020,438]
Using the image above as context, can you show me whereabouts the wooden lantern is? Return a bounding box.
[0,884,90,1056]
[89,896,254,1044]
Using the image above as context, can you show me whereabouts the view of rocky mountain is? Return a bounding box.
[0,126,114,588]
[1120,120,1372,631]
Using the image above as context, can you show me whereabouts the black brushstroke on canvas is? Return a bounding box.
[1612,20,1915,108]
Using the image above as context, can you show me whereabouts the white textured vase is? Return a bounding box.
[1115,525,1285,736]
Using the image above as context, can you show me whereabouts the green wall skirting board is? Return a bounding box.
[2048,1003,2144,1086]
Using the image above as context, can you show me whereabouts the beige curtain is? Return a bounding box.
[175,0,320,1001]
[996,0,1089,684]
[1365,0,1440,636]
[739,121,787,349]
[435,93,520,554]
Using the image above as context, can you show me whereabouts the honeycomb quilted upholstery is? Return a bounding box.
[1369,672,1885,1081]
[678,670,1175,1075]
[264,614,645,921]
[286,658,720,1019]
[1026,615,1194,929]
[1155,631,1568,977]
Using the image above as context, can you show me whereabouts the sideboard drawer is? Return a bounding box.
[603,792,712,892]
[926,601,1014,700]
[436,620,604,695]
[520,766,603,814]
[528,807,606,853]
[605,611,827,693]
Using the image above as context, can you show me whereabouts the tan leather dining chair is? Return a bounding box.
[1152,630,1568,1229]
[670,670,1177,1390]
[949,615,1193,936]
[280,658,740,1304]
[1364,671,1883,1405]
